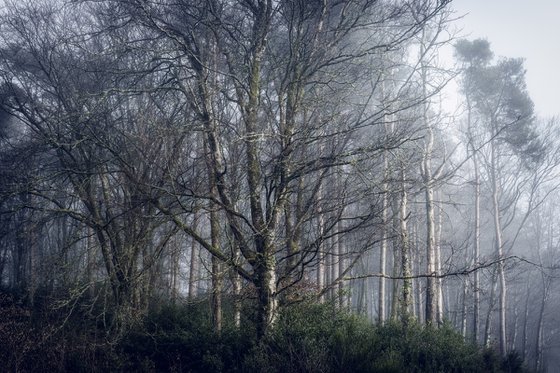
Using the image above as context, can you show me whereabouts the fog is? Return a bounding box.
[0,1,558,372]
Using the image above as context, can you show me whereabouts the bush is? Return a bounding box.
[121,301,255,372]
[0,291,530,372]
[239,303,515,373]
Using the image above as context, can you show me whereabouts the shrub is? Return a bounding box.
[0,291,531,372]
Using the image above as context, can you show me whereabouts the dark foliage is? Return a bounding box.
[0,291,530,372]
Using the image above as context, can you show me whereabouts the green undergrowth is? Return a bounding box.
[119,302,529,372]
[0,291,528,372]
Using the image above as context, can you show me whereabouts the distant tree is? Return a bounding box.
[455,38,493,343]
[455,38,544,356]
[0,1,185,330]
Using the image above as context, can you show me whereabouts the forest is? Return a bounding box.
[0,0,559,372]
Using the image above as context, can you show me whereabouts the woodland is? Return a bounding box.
[0,0,559,372]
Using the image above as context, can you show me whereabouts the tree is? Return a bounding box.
[114,0,451,336]
[456,38,493,343]
[0,0,185,330]
[455,38,544,356]
[0,0,459,341]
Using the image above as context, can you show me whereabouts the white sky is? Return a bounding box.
[450,0,560,118]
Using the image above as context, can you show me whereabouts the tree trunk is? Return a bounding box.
[420,28,438,326]
[188,216,200,301]
[484,268,498,347]
[27,212,37,307]
[510,301,518,352]
[255,252,278,338]
[490,127,507,356]
[435,201,444,324]
[461,278,468,337]
[210,236,223,334]
[399,166,412,324]
[232,243,242,328]
[330,234,339,305]
[472,151,481,343]
[390,194,400,321]
[204,129,223,333]
[521,282,530,361]
[533,207,553,371]
[86,226,95,298]
[410,217,418,320]
[337,219,346,309]
[377,243,386,308]
[316,187,325,302]
[535,278,548,372]
[378,80,390,325]
[413,217,423,323]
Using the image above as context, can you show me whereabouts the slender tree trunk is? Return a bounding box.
[390,194,400,321]
[317,187,325,302]
[484,268,498,347]
[378,78,391,324]
[533,208,553,371]
[210,220,223,334]
[435,201,444,324]
[86,226,95,298]
[357,261,367,315]
[420,29,438,325]
[337,219,345,309]
[170,235,179,305]
[188,216,200,301]
[285,183,304,284]
[27,216,36,307]
[535,264,550,371]
[465,92,481,342]
[410,218,417,320]
[413,216,423,323]
[330,235,338,305]
[205,135,223,333]
[399,166,412,324]
[326,237,333,301]
[510,302,518,352]
[521,281,530,361]
[472,152,481,343]
[232,242,242,328]
[461,278,468,337]
[490,128,507,356]
[363,275,370,317]
[423,163,437,326]
[378,149,389,324]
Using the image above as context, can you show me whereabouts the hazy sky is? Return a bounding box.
[451,0,560,118]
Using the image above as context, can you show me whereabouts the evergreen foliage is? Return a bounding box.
[0,291,530,372]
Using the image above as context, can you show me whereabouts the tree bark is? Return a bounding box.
[378,122,389,324]
[420,26,438,326]
[316,186,325,302]
[472,151,481,343]
[188,216,200,301]
[484,268,498,347]
[521,282,530,361]
[390,194,400,322]
[435,201,444,324]
[232,243,242,329]
[490,123,507,356]
[255,252,278,337]
[461,278,468,337]
[399,165,412,324]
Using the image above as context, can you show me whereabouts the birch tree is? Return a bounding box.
[116,0,451,336]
